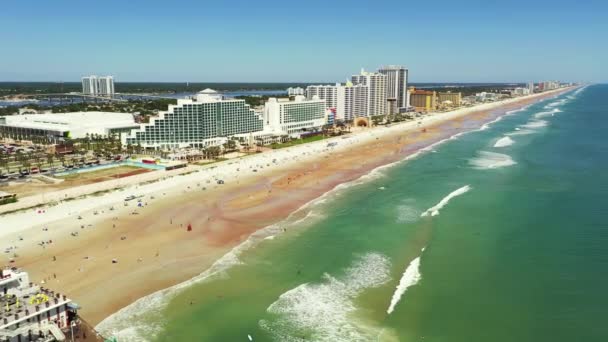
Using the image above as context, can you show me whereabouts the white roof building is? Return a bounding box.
[0,112,139,143]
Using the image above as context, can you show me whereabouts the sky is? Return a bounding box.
[0,0,606,83]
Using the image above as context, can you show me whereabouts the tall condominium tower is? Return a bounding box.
[81,75,98,95]
[378,65,408,113]
[81,75,115,96]
[351,69,387,116]
[306,82,369,122]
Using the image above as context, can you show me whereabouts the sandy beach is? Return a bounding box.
[0,88,572,327]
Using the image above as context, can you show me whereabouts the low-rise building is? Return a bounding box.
[475,92,499,102]
[511,87,531,97]
[0,267,79,342]
[0,112,139,144]
[437,92,462,108]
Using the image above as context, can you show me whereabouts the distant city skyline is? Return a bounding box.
[0,0,606,83]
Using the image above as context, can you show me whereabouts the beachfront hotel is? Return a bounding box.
[409,87,437,112]
[352,69,388,117]
[0,112,139,144]
[305,82,369,121]
[263,95,327,136]
[437,91,462,108]
[0,268,79,342]
[81,75,115,96]
[378,65,409,114]
[126,89,265,149]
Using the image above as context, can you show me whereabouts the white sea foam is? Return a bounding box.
[544,99,566,109]
[521,119,548,129]
[479,115,504,131]
[506,129,534,136]
[468,151,516,169]
[493,136,515,148]
[506,104,531,115]
[421,185,471,217]
[387,247,425,314]
[396,200,420,223]
[259,253,391,342]
[534,108,561,118]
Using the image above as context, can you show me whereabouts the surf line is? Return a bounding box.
[387,247,426,315]
[420,185,472,217]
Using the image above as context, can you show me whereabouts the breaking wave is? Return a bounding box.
[494,136,515,148]
[521,120,548,129]
[506,128,534,136]
[387,248,425,314]
[505,104,531,115]
[421,185,471,217]
[469,151,516,169]
[544,98,567,109]
[534,108,561,118]
[259,253,392,342]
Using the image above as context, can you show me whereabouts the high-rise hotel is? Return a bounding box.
[378,65,409,113]
[126,90,327,149]
[82,75,115,96]
[263,95,327,135]
[305,82,368,121]
[351,69,387,117]
[126,89,264,149]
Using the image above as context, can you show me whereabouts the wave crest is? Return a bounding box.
[469,151,516,169]
[387,248,425,314]
[421,185,471,217]
[494,136,514,148]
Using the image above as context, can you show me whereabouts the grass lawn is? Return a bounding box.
[270,135,327,149]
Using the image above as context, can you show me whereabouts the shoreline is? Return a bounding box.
[0,87,574,328]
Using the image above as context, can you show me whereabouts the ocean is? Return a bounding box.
[99,85,608,341]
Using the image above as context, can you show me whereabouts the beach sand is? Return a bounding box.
[0,89,571,326]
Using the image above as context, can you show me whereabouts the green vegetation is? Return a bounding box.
[0,196,17,206]
[270,135,327,149]
[422,84,524,96]
[235,95,277,107]
[0,98,177,117]
[0,82,315,96]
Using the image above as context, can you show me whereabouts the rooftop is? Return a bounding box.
[0,112,137,132]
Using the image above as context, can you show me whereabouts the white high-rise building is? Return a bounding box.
[98,76,115,96]
[81,75,115,96]
[81,75,98,95]
[378,65,408,113]
[351,69,387,116]
[264,95,326,136]
[306,82,369,122]
[287,87,305,96]
[528,82,535,94]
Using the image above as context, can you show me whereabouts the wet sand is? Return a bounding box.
[1,89,571,326]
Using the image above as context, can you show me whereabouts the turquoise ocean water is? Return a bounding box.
[101,85,608,342]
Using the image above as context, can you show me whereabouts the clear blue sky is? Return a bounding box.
[1,0,606,83]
